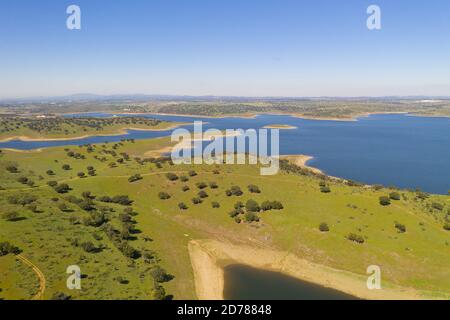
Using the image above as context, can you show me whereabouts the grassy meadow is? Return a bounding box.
[0,137,449,300]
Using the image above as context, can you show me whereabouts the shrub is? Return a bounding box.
[379,196,391,206]
[196,182,207,189]
[443,223,450,231]
[17,176,28,184]
[128,174,143,183]
[0,242,21,256]
[158,192,171,200]
[192,197,203,205]
[230,186,243,196]
[81,241,97,253]
[54,183,70,194]
[62,164,71,170]
[389,192,401,201]
[77,172,86,178]
[188,170,197,177]
[150,266,173,283]
[46,170,55,176]
[319,223,329,232]
[180,176,189,182]
[320,186,331,193]
[395,223,406,233]
[248,184,261,193]
[212,201,220,208]
[234,202,244,209]
[225,190,232,197]
[2,212,21,222]
[347,233,365,244]
[245,200,260,212]
[182,185,190,192]
[178,202,188,210]
[51,292,71,300]
[165,173,178,181]
[198,190,208,199]
[244,212,260,222]
[261,201,272,211]
[209,182,218,189]
[228,210,240,218]
[58,203,69,212]
[432,202,444,211]
[271,201,284,210]
[6,165,19,173]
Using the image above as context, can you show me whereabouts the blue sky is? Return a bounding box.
[1,0,450,98]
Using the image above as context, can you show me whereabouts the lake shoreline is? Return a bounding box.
[188,239,429,300]
[0,123,184,143]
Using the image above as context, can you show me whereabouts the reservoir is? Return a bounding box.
[0,113,449,194]
[223,264,357,300]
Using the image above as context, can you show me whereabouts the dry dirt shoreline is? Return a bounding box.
[188,239,427,300]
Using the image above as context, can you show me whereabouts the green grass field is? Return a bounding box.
[0,137,449,300]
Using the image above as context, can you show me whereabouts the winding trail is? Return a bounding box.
[17,254,46,300]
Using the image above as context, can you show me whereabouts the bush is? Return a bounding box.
[198,190,208,198]
[347,233,365,244]
[178,202,188,210]
[180,176,189,182]
[379,196,391,206]
[77,172,86,178]
[188,170,197,177]
[2,212,21,222]
[228,210,240,218]
[234,202,244,209]
[51,292,71,300]
[320,186,331,193]
[54,183,70,194]
[17,176,28,184]
[245,200,260,212]
[271,201,284,210]
[128,174,143,183]
[443,223,450,231]
[209,182,218,189]
[395,223,406,233]
[244,212,260,222]
[229,186,243,196]
[196,182,207,189]
[261,201,272,211]
[319,223,329,232]
[389,192,401,201]
[62,164,71,171]
[248,184,261,193]
[150,266,173,283]
[47,181,58,187]
[182,185,190,192]
[212,201,220,208]
[165,173,178,181]
[192,197,203,205]
[225,190,232,197]
[58,203,69,212]
[0,242,21,256]
[432,202,444,211]
[158,192,171,200]
[6,165,19,173]
[81,241,97,253]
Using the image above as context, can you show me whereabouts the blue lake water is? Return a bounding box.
[0,113,449,194]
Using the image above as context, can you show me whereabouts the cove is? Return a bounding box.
[0,113,449,194]
[223,264,357,300]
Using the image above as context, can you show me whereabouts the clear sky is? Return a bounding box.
[1,0,450,98]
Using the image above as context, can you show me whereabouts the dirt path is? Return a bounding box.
[17,254,46,300]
